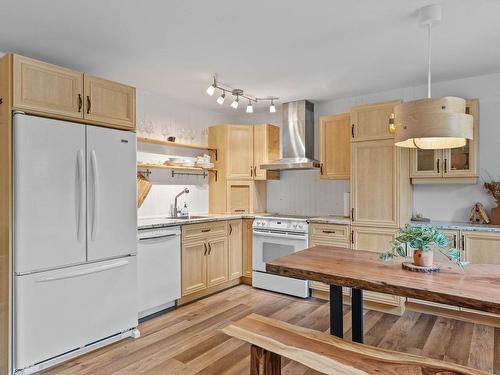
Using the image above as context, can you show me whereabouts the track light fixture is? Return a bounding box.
[216,90,226,105]
[205,75,278,113]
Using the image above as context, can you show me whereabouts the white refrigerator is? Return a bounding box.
[13,114,139,374]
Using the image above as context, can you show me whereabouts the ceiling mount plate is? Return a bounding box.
[231,89,244,96]
[419,4,442,26]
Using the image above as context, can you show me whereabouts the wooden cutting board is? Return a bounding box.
[137,173,152,208]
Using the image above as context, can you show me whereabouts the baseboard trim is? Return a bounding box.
[177,278,241,306]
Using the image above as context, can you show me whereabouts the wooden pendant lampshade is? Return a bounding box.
[394,96,473,149]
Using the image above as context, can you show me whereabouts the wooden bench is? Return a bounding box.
[222,313,487,375]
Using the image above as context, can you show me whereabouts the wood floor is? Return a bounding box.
[42,285,500,375]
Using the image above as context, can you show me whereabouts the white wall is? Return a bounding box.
[136,89,231,218]
[232,73,500,221]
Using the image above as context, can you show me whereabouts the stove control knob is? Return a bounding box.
[292,223,298,228]
[297,223,303,229]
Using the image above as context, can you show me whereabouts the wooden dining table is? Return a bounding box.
[266,245,500,344]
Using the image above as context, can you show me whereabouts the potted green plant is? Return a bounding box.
[379,225,464,270]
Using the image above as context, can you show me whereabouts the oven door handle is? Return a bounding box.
[253,230,307,239]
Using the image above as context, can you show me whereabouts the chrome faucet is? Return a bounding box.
[174,188,190,217]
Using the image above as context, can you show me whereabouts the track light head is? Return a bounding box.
[269,100,276,113]
[206,77,216,96]
[246,100,253,113]
[216,91,226,105]
[231,96,239,109]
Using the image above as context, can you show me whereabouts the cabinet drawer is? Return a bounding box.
[309,224,349,244]
[182,221,227,242]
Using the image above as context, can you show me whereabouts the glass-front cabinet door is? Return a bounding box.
[410,149,443,178]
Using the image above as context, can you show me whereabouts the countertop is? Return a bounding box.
[138,213,265,230]
[306,216,351,225]
[410,220,500,233]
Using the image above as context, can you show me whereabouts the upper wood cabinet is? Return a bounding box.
[13,55,84,119]
[208,124,278,213]
[410,99,479,184]
[351,100,401,142]
[350,100,412,229]
[10,54,135,130]
[319,114,350,179]
[83,75,136,130]
[351,138,411,228]
[253,124,280,180]
[226,125,254,180]
[228,220,243,280]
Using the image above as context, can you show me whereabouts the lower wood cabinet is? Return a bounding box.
[228,220,243,280]
[242,219,254,280]
[206,237,228,287]
[351,226,405,308]
[181,221,229,297]
[309,223,350,296]
[181,240,208,296]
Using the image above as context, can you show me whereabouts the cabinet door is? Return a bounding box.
[83,75,136,130]
[253,124,280,180]
[228,220,243,280]
[406,230,460,310]
[351,226,404,306]
[320,114,350,179]
[13,55,84,119]
[351,101,400,142]
[181,240,207,296]
[227,181,251,213]
[309,227,350,296]
[242,219,254,278]
[410,149,443,178]
[226,125,253,180]
[206,237,228,287]
[443,100,479,178]
[351,139,398,227]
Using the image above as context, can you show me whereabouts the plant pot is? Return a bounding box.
[413,249,433,267]
[491,201,500,225]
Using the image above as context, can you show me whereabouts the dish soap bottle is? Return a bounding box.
[181,202,189,217]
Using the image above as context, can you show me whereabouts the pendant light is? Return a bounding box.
[394,5,473,149]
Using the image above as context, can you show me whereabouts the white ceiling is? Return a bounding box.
[1,0,500,111]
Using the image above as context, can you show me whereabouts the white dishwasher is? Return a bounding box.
[137,226,181,319]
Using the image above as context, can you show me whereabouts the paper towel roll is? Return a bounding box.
[343,192,350,218]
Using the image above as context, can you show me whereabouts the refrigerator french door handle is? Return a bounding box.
[76,150,85,242]
[90,150,100,241]
[35,260,130,282]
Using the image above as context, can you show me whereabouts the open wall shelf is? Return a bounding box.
[137,137,216,152]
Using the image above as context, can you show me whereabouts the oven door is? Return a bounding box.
[252,228,308,272]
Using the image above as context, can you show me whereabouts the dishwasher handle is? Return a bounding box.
[138,233,179,241]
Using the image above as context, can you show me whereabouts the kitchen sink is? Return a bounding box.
[162,215,208,220]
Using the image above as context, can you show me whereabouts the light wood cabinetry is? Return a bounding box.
[181,240,208,295]
[209,124,278,213]
[228,220,243,280]
[226,180,266,214]
[462,231,500,264]
[309,223,350,296]
[351,138,411,228]
[351,226,405,308]
[206,236,228,287]
[351,101,401,142]
[319,114,350,179]
[181,221,229,297]
[410,99,479,184]
[13,54,84,119]
[242,219,254,282]
[83,75,135,129]
[10,54,135,130]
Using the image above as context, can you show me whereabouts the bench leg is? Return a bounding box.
[250,345,281,375]
[351,288,364,343]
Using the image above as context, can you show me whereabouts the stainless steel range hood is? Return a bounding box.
[260,100,320,170]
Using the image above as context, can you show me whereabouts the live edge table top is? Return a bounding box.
[266,246,500,315]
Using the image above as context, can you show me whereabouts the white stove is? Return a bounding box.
[252,214,310,298]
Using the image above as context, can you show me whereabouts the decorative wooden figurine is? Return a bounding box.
[469,202,490,224]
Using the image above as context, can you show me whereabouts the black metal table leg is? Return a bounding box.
[329,284,343,337]
[351,288,364,343]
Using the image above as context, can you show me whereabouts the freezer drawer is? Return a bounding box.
[14,257,138,370]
